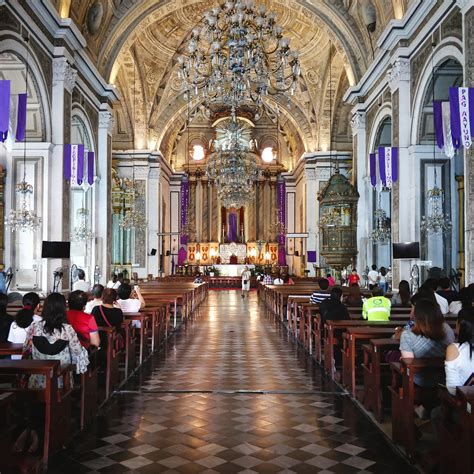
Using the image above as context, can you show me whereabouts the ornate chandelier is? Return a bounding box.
[178,0,300,118]
[71,207,93,241]
[6,180,42,232]
[371,208,391,243]
[420,186,452,234]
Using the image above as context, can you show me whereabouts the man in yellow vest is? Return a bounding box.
[362,287,391,321]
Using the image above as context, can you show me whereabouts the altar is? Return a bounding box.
[213,264,255,277]
[219,243,247,264]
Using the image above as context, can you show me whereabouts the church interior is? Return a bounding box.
[0,0,474,472]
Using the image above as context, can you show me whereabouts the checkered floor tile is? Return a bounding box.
[50,291,415,473]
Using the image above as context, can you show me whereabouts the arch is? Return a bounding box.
[367,105,392,175]
[410,39,464,146]
[71,105,97,153]
[0,37,52,143]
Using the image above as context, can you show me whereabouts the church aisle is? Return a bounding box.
[52,291,414,473]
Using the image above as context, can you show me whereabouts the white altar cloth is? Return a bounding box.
[213,264,254,277]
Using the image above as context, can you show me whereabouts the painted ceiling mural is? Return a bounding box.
[58,0,410,169]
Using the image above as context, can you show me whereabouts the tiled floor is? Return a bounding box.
[51,290,415,473]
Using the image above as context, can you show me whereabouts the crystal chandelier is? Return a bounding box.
[120,183,148,231]
[6,46,41,233]
[71,207,93,241]
[420,186,452,234]
[371,208,391,243]
[178,0,300,118]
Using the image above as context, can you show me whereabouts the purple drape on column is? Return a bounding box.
[178,179,189,266]
[0,80,11,142]
[228,212,238,242]
[277,180,286,266]
[87,151,95,185]
[76,144,85,185]
[64,144,72,180]
[15,93,27,142]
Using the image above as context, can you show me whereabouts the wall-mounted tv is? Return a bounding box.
[41,241,71,259]
[392,242,420,260]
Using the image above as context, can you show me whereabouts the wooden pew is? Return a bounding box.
[97,327,121,401]
[0,360,73,470]
[439,386,474,474]
[342,327,397,396]
[389,357,445,460]
[121,319,137,379]
[362,338,400,421]
[0,342,23,357]
[78,346,99,431]
[123,313,150,366]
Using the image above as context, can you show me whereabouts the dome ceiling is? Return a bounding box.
[60,0,410,168]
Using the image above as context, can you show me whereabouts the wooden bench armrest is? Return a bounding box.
[400,357,445,370]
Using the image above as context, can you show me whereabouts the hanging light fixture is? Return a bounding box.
[178,0,300,119]
[371,208,391,243]
[120,55,147,232]
[71,206,94,241]
[420,43,451,236]
[6,39,41,233]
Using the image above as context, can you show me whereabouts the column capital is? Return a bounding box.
[304,168,317,181]
[52,57,77,92]
[387,58,410,93]
[99,110,114,135]
[457,0,472,13]
[133,166,149,180]
[350,111,366,136]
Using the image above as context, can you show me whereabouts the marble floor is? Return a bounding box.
[51,290,415,473]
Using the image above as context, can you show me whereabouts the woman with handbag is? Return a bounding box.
[241,266,251,298]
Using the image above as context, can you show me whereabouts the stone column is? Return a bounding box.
[351,111,371,272]
[147,166,160,277]
[210,185,218,241]
[97,108,114,283]
[387,58,412,286]
[459,0,474,283]
[46,57,76,291]
[202,178,209,242]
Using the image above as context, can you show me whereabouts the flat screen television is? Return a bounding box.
[392,242,420,260]
[41,241,71,259]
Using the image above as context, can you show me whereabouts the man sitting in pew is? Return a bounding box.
[85,284,104,314]
[309,278,331,304]
[319,287,350,323]
[362,287,391,321]
[67,291,100,349]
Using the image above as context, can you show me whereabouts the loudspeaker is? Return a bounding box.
[41,241,71,259]
[294,250,299,257]
[150,248,157,256]
[165,250,171,256]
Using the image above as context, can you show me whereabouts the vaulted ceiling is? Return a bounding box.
[57,0,410,169]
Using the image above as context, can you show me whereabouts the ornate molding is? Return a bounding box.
[52,57,77,92]
[149,168,161,180]
[304,168,317,181]
[133,166,149,180]
[457,0,473,12]
[387,58,410,93]
[350,112,366,136]
[98,111,114,135]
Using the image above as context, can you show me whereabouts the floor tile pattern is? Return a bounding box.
[51,291,415,473]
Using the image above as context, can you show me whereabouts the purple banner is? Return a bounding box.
[378,148,386,187]
[391,147,398,183]
[433,100,444,149]
[15,93,27,142]
[87,151,94,185]
[378,147,398,188]
[228,212,238,242]
[277,180,286,265]
[369,153,377,187]
[180,179,189,245]
[449,87,462,149]
[0,80,11,142]
[76,144,85,185]
[307,251,316,263]
[64,144,72,180]
[178,246,187,266]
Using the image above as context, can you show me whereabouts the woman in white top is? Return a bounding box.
[445,313,474,394]
[241,266,251,298]
[8,292,41,360]
[72,269,90,292]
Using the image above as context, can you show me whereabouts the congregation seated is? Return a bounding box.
[437,277,459,305]
[326,273,335,287]
[273,275,284,285]
[91,288,124,338]
[106,272,122,289]
[116,283,146,312]
[320,287,349,322]
[362,287,391,321]
[391,279,411,307]
[85,284,104,314]
[263,272,273,285]
[66,291,100,349]
[7,293,41,359]
[72,269,90,293]
[343,283,363,307]
[193,273,203,284]
[309,278,331,304]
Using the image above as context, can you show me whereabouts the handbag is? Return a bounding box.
[243,280,248,285]
[100,306,125,351]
